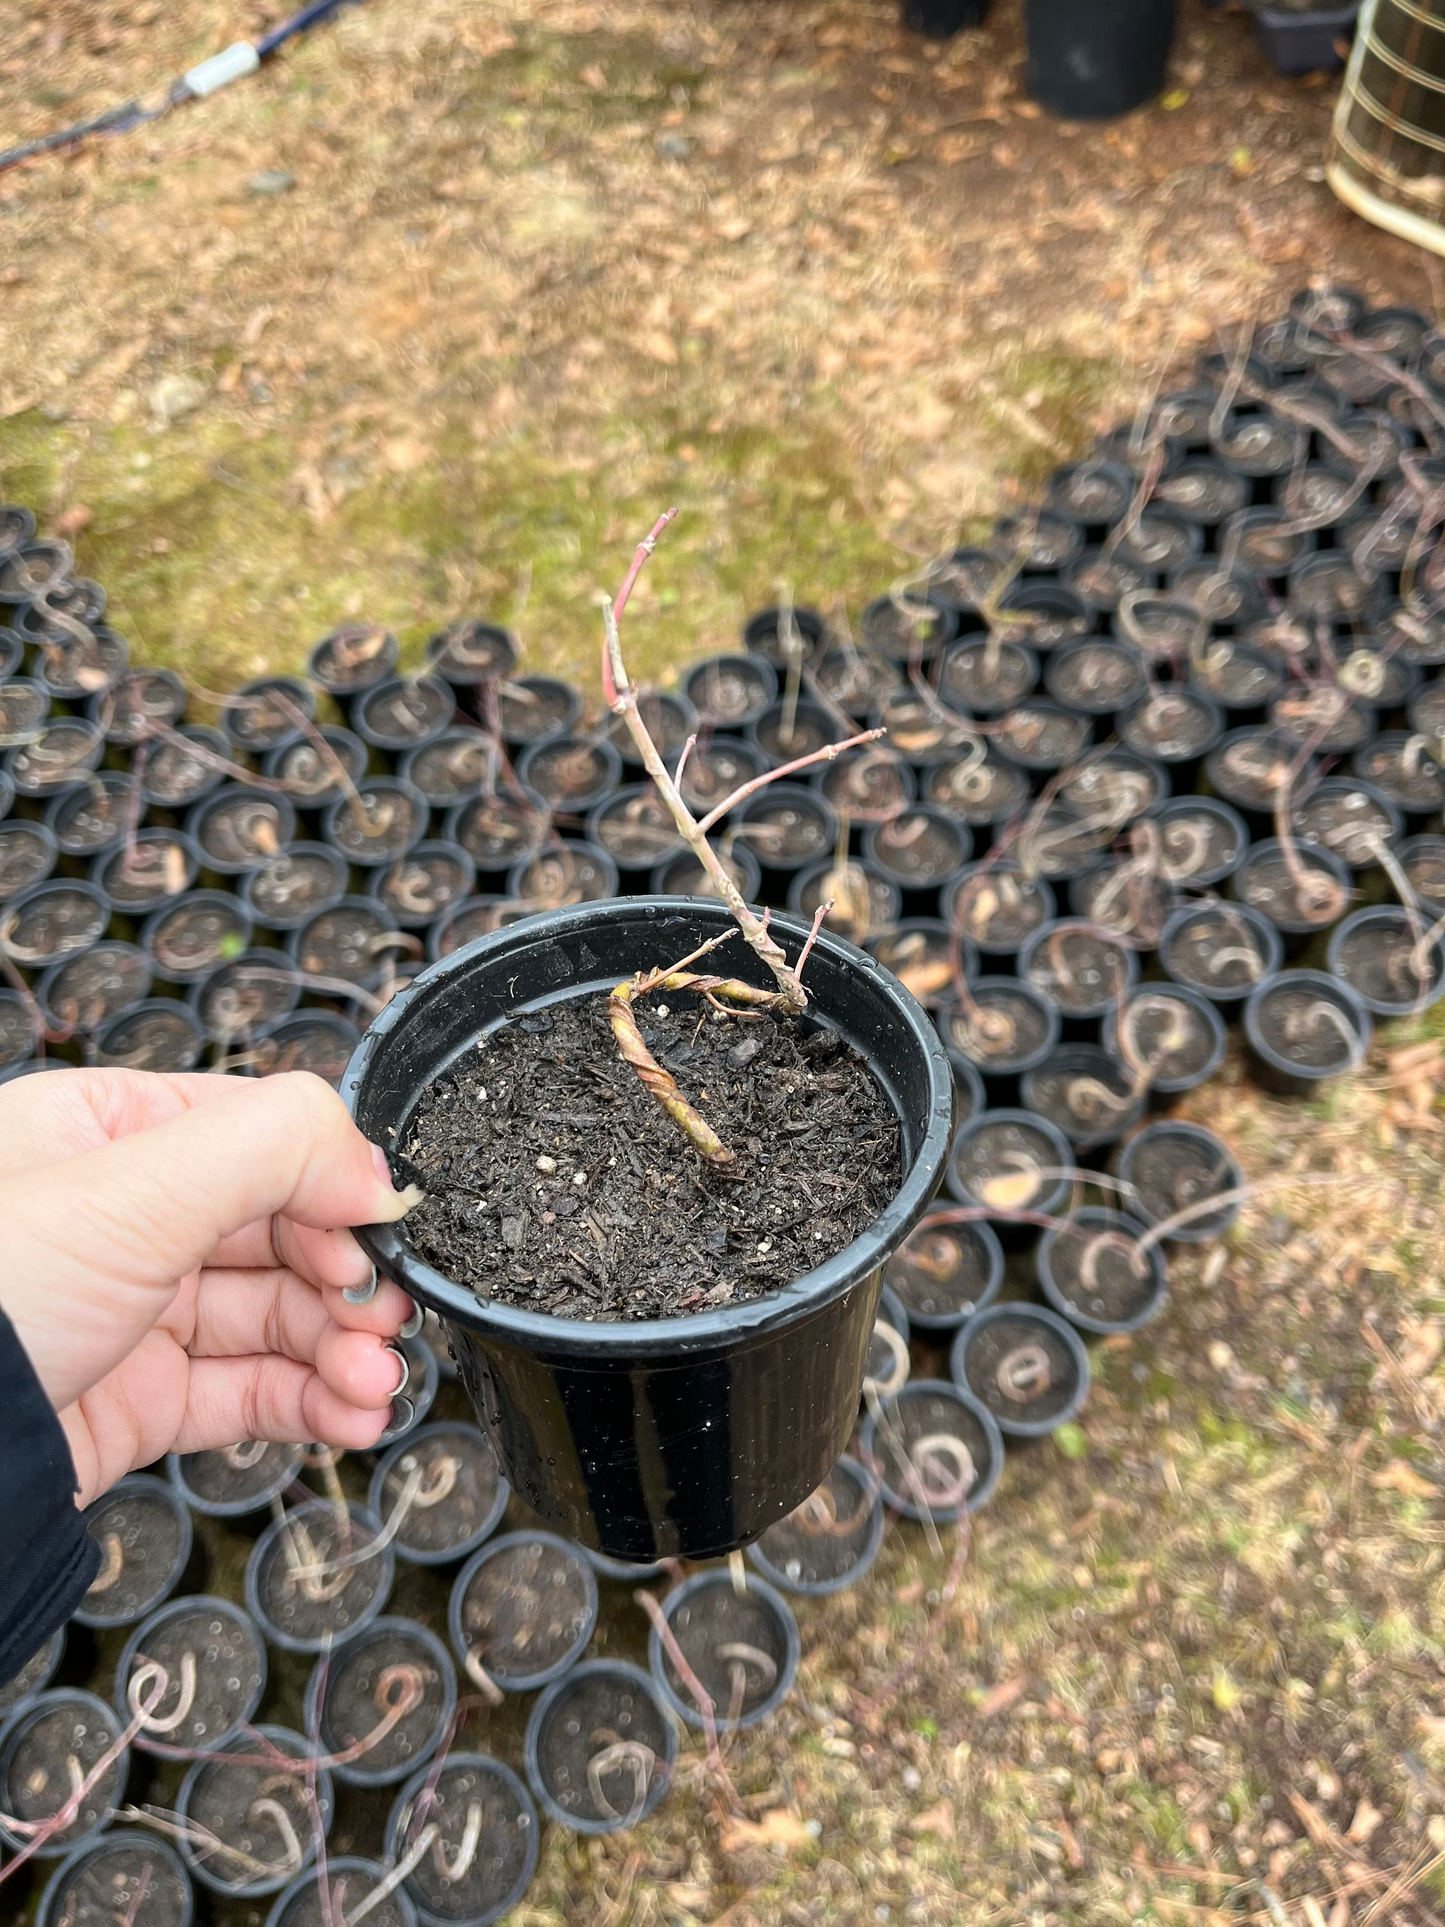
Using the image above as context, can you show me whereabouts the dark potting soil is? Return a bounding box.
[941,987,1051,1071]
[253,1505,391,1646]
[533,1668,671,1825]
[0,821,55,900]
[195,957,298,1041]
[395,1758,534,1921]
[247,848,347,927]
[1015,805,1113,881]
[0,997,32,1067]
[96,1005,200,1071]
[194,790,292,871]
[3,885,107,966]
[8,718,104,794]
[819,746,915,820]
[357,675,454,747]
[523,737,617,810]
[990,703,1090,770]
[1333,917,1438,1008]
[1254,983,1364,1069]
[687,654,773,727]
[809,646,900,717]
[455,1538,594,1684]
[1164,907,1274,995]
[293,903,393,987]
[938,639,1036,714]
[1356,737,1445,814]
[374,848,473,927]
[141,728,227,808]
[1113,990,1216,1084]
[736,792,832,868]
[3,1697,125,1847]
[1024,926,1131,1014]
[268,730,368,807]
[952,1116,1062,1213]
[1025,1056,1139,1146]
[1047,641,1146,713]
[179,1441,302,1510]
[39,1839,189,1927]
[274,1866,412,1927]
[512,844,614,907]
[659,1579,790,1720]
[81,1485,185,1625]
[318,1624,450,1778]
[679,741,761,815]
[952,867,1051,950]
[868,809,965,886]
[1293,788,1396,868]
[752,1459,879,1588]
[868,1386,992,1512]
[593,791,683,869]
[184,1730,316,1891]
[923,751,1028,827]
[1156,807,1244,885]
[450,793,540,870]
[148,897,251,980]
[405,732,494,809]
[886,1220,997,1323]
[958,1312,1080,1427]
[1073,864,1176,947]
[1127,1133,1236,1237]
[1047,1219,1159,1325]
[752,701,837,766]
[400,995,899,1322]
[328,784,425,866]
[376,1426,503,1559]
[97,832,195,911]
[49,775,136,857]
[1235,846,1348,929]
[125,1603,265,1748]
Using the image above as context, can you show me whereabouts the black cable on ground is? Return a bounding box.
[0,0,368,177]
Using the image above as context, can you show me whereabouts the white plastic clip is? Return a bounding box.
[184,41,261,98]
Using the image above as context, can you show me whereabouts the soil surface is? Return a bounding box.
[1126,1129,1237,1236]
[400,991,900,1321]
[2,1697,125,1848]
[125,1601,265,1750]
[81,1485,185,1625]
[957,1311,1081,1428]
[395,1758,534,1921]
[886,1220,997,1324]
[753,1459,881,1589]
[0,1635,57,1716]
[252,1503,391,1647]
[455,1538,595,1684]
[277,1866,413,1927]
[377,1426,503,1559]
[533,1668,671,1825]
[1046,1218,1163,1326]
[867,1385,993,1516]
[659,1579,790,1723]
[317,1622,450,1780]
[184,1729,317,1893]
[44,1841,188,1927]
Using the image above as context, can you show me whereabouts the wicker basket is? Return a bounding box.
[1328,0,1445,253]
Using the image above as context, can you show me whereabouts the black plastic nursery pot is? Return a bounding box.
[650,840,763,905]
[190,951,302,1047]
[865,918,975,1012]
[93,830,200,921]
[603,688,690,766]
[949,1302,1091,1440]
[683,651,778,731]
[0,1690,129,1858]
[882,1212,1005,1333]
[647,1568,800,1730]
[342,897,952,1560]
[1037,1209,1169,1337]
[1159,901,1284,1012]
[385,1753,537,1927]
[865,1283,912,1399]
[1117,1120,1242,1245]
[245,1500,395,1654]
[0,988,37,1073]
[399,730,495,814]
[1291,777,1401,874]
[253,1012,362,1086]
[367,1421,509,1566]
[73,1472,193,1631]
[524,1659,676,1834]
[0,819,57,904]
[1327,907,1445,1018]
[309,625,400,703]
[944,1106,1073,1246]
[368,843,477,933]
[167,1441,305,1519]
[45,774,138,864]
[224,676,317,758]
[935,979,1062,1107]
[517,734,622,817]
[863,805,972,918]
[304,1615,456,1789]
[448,1530,599,1692]
[1021,1044,1147,1158]
[188,786,297,879]
[142,891,254,987]
[354,674,457,755]
[1,879,110,973]
[93,999,205,1073]
[37,1829,194,1927]
[36,942,148,1038]
[115,1595,266,1756]
[1231,837,1353,953]
[938,635,1039,717]
[426,619,516,693]
[1353,733,1445,828]
[1103,983,1227,1098]
[265,1858,415,1927]
[859,1378,1004,1519]
[140,725,228,812]
[1019,918,1138,1038]
[944,861,1056,971]
[242,844,351,933]
[1243,967,1372,1097]
[177,1726,333,1900]
[747,1452,885,1595]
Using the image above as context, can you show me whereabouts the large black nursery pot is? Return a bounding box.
[344,897,953,1562]
[1026,0,1177,119]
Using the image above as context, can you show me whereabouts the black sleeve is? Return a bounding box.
[0,1309,98,1685]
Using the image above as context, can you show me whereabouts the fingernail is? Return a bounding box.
[398,1298,424,1340]
[386,1343,411,1398]
[384,1394,416,1439]
[343,1264,379,1307]
[371,1143,397,1189]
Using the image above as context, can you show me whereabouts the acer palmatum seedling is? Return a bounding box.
[600,511,882,1164]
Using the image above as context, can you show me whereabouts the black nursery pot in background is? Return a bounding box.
[343,897,953,1561]
[1026,0,1177,118]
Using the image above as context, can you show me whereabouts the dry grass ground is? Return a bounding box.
[5,0,1445,1922]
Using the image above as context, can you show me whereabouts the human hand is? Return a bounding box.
[0,1067,419,1506]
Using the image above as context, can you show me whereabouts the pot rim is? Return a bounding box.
[522,1657,677,1832]
[342,897,953,1359]
[114,1593,266,1755]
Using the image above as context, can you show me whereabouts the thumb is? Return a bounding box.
[0,1072,414,1412]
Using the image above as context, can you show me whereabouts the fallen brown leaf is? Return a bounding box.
[719,1808,811,1854]
[1371,1459,1436,1499]
[911,1799,955,1838]
[977,1677,1026,1718]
